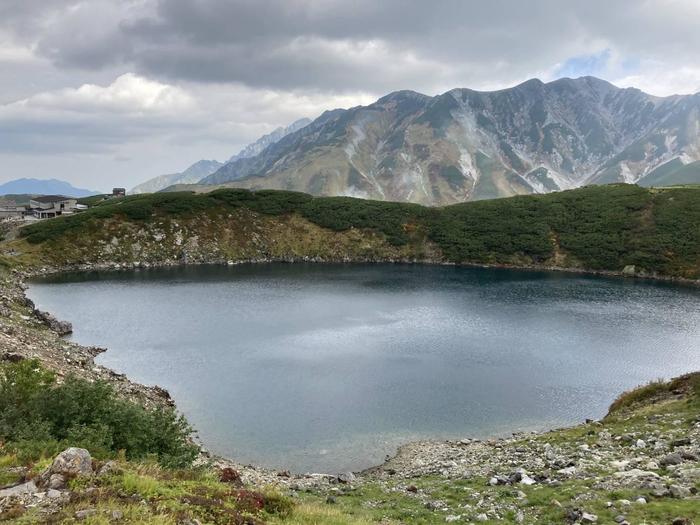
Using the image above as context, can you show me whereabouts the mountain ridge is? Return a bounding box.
[198,76,700,205]
[0,178,98,198]
[131,118,312,194]
[130,160,223,194]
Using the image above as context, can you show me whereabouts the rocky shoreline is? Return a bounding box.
[2,259,700,523]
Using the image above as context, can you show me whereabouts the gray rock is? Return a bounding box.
[660,453,683,467]
[669,485,691,499]
[97,460,119,477]
[48,473,67,489]
[75,508,97,520]
[49,448,92,478]
[0,480,37,498]
[111,509,124,520]
[46,489,62,499]
[33,309,72,335]
[581,512,598,523]
[337,472,355,484]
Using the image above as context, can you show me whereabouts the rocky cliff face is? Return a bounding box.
[227,118,312,163]
[200,77,700,205]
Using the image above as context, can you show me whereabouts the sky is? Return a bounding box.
[1,0,699,192]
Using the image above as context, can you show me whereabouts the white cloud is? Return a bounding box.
[0,72,375,189]
[23,73,194,114]
[614,65,700,97]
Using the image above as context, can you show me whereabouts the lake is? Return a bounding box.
[27,263,700,473]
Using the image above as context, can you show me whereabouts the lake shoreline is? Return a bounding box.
[6,258,699,478]
[23,255,700,288]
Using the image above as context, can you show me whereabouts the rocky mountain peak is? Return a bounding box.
[193,77,700,204]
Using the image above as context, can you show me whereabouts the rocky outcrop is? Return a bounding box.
[0,270,173,409]
[33,309,72,335]
[0,448,93,521]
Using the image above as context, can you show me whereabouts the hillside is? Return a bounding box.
[193,77,700,205]
[639,159,700,187]
[0,178,97,198]
[8,184,700,280]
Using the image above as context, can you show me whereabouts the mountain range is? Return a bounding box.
[184,76,698,205]
[130,118,311,194]
[130,160,223,194]
[0,178,97,198]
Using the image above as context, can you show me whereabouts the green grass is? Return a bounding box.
[607,372,700,416]
[1,371,699,523]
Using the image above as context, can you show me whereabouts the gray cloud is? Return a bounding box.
[7,0,695,95]
[0,0,699,190]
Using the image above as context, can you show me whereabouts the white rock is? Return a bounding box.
[635,497,647,504]
[613,469,659,479]
[519,474,537,485]
[634,439,646,448]
[611,460,630,470]
[581,512,598,523]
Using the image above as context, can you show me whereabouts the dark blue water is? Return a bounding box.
[27,264,700,473]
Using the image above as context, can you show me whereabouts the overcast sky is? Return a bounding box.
[1,0,699,191]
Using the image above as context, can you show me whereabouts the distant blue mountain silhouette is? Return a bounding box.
[0,178,98,197]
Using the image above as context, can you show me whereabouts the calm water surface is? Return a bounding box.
[27,264,700,473]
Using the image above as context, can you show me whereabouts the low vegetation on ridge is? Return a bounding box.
[15,184,700,279]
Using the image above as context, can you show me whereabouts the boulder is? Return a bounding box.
[33,309,72,336]
[669,485,691,499]
[337,472,356,484]
[613,468,659,480]
[0,481,37,498]
[47,448,92,479]
[660,453,683,467]
[621,265,636,276]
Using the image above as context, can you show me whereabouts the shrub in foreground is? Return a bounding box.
[0,359,197,467]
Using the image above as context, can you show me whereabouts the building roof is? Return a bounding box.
[30,195,73,203]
